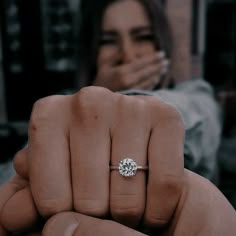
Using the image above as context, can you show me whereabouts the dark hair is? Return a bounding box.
[76,0,173,88]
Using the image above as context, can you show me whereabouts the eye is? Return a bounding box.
[99,38,117,46]
[135,33,154,42]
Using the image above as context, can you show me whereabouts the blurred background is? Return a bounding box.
[0,0,235,206]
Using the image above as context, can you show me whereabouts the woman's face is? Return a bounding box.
[97,0,156,67]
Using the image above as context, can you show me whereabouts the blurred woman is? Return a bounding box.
[0,1,235,236]
[76,0,222,183]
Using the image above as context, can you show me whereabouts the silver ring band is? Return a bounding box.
[110,166,148,170]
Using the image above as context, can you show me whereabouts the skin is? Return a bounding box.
[0,87,184,231]
[1,87,236,236]
[42,170,236,236]
[93,0,169,91]
[0,1,235,235]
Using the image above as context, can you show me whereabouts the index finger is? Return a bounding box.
[28,95,73,218]
[129,51,165,72]
[99,51,165,71]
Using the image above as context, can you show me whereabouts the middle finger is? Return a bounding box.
[70,87,115,218]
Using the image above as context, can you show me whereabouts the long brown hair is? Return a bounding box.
[76,0,173,88]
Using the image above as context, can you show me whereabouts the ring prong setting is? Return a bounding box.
[118,158,138,177]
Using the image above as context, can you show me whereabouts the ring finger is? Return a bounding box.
[110,95,151,228]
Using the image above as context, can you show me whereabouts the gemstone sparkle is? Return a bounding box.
[118,158,138,177]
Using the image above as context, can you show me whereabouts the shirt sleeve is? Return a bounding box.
[119,79,223,182]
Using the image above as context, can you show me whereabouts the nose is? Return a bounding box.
[120,38,137,64]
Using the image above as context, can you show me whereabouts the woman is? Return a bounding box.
[77,0,172,90]
[76,0,222,183]
[1,1,233,236]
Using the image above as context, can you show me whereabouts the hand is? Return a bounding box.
[42,173,235,236]
[1,212,147,236]
[2,172,236,235]
[1,87,236,235]
[1,86,185,232]
[93,52,169,91]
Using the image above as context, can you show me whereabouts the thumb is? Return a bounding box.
[43,212,147,236]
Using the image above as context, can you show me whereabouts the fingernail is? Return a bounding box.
[44,214,79,236]
[63,223,78,235]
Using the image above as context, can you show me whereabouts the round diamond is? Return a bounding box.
[119,158,138,177]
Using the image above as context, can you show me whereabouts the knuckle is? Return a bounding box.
[78,85,111,98]
[110,194,143,219]
[29,95,65,131]
[145,212,168,227]
[117,94,145,113]
[151,100,184,130]
[118,96,150,127]
[155,174,183,194]
[74,199,108,217]
[32,95,63,115]
[166,107,185,133]
[132,98,149,121]
[163,103,183,121]
[111,205,142,219]
[156,101,182,121]
[37,198,72,218]
[73,86,112,115]
[146,175,184,227]
[78,86,107,97]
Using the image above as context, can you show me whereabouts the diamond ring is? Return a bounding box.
[110,158,148,177]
